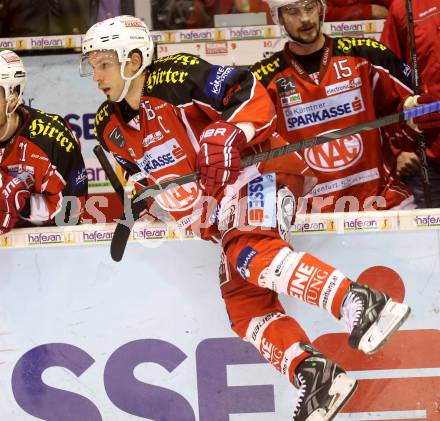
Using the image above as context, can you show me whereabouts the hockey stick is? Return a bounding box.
[110,100,440,262]
[405,0,432,208]
[93,145,151,203]
[93,145,126,204]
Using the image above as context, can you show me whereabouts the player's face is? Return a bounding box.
[0,88,8,128]
[279,0,322,45]
[85,50,126,102]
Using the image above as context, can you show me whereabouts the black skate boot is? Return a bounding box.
[292,344,357,421]
[341,283,411,354]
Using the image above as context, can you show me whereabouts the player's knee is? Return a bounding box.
[234,242,302,293]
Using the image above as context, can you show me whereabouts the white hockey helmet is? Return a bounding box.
[266,0,326,25]
[0,50,26,115]
[80,15,154,102]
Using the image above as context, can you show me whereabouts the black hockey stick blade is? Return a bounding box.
[110,172,200,262]
[110,100,440,261]
[111,220,133,262]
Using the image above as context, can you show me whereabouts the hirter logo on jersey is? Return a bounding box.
[304,133,364,172]
[283,89,365,131]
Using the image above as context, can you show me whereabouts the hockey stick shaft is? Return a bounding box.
[110,100,440,262]
[405,0,432,208]
[93,145,126,204]
[134,101,440,199]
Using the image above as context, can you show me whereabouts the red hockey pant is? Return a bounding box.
[221,233,351,383]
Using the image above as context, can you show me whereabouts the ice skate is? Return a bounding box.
[292,345,357,421]
[341,283,411,354]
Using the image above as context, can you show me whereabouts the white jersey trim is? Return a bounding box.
[371,64,414,95]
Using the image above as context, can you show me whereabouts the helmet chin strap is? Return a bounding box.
[116,78,131,103]
[115,60,147,103]
[0,100,19,142]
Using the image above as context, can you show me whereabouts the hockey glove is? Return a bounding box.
[403,93,440,144]
[0,171,34,235]
[197,121,247,194]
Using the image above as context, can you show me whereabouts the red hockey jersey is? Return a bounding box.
[251,36,416,212]
[94,53,316,233]
[0,105,87,225]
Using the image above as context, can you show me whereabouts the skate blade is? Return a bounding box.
[306,373,358,421]
[358,299,411,354]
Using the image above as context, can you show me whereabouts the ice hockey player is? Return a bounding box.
[381,0,440,208]
[82,15,411,420]
[251,0,440,212]
[0,50,87,234]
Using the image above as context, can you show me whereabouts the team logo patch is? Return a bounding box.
[276,77,296,96]
[304,133,364,172]
[109,127,125,148]
[276,77,302,106]
[74,168,88,186]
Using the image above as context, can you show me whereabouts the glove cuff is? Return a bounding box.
[200,121,248,151]
[222,121,247,151]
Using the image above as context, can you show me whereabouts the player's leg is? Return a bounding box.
[217,170,410,355]
[225,233,410,355]
[220,252,357,420]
